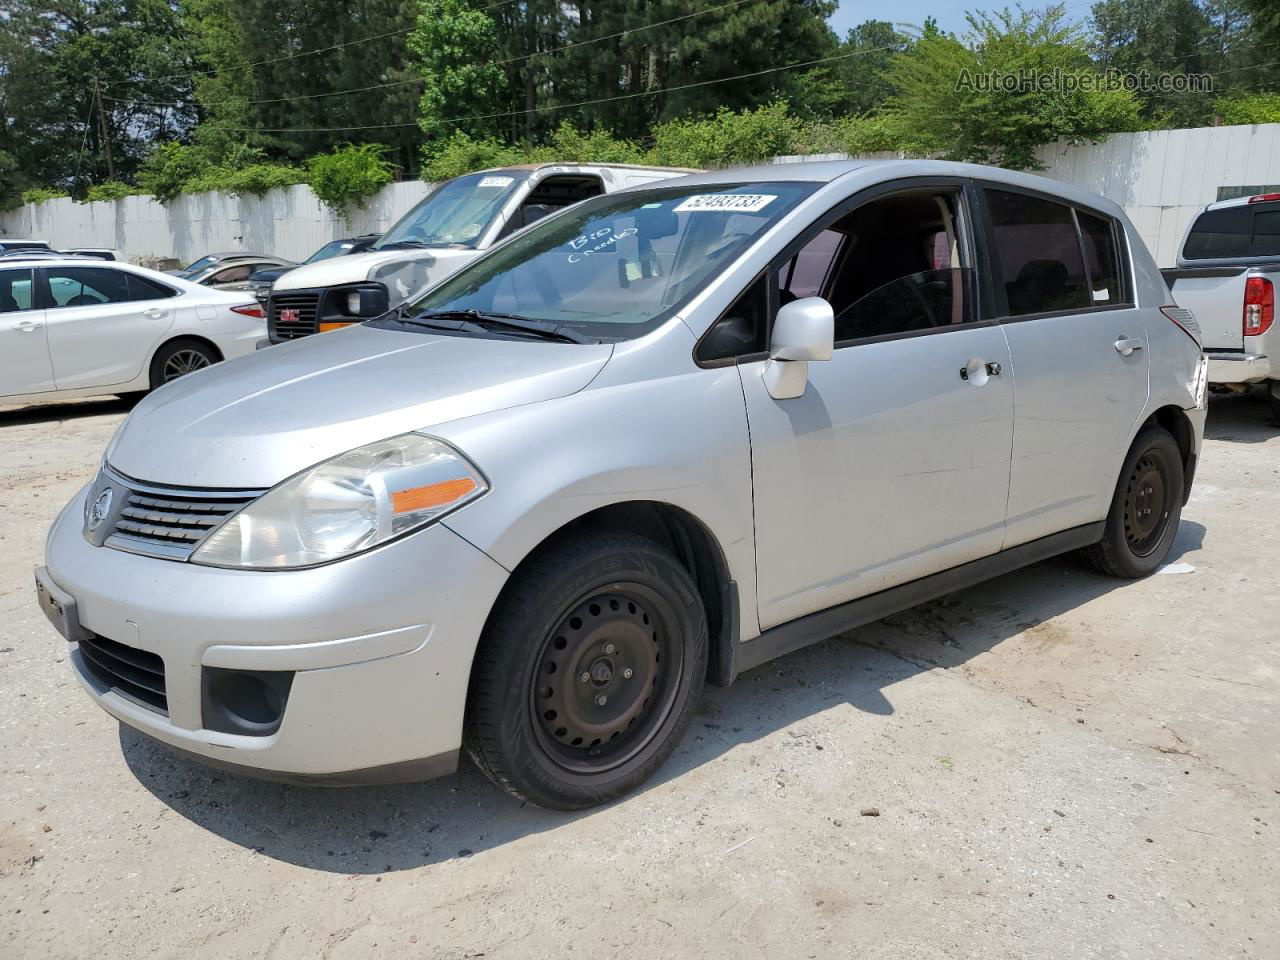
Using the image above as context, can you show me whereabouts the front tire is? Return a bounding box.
[465,533,707,810]
[1085,425,1185,578]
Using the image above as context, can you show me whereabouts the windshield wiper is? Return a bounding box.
[402,309,596,344]
[376,239,440,250]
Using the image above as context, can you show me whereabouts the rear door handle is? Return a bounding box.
[960,360,1002,382]
[1114,337,1143,356]
[143,307,168,319]
[11,319,43,332]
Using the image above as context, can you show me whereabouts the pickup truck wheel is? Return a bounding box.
[1268,380,1280,424]
[465,533,707,810]
[1085,426,1184,578]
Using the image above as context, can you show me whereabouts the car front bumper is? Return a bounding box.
[42,487,509,783]
[1206,351,1271,384]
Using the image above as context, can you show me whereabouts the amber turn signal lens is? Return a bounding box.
[390,477,478,514]
[318,321,356,333]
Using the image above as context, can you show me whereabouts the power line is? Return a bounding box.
[201,44,904,134]
[106,0,520,88]
[107,0,759,109]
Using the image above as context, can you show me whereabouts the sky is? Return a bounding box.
[829,1,1092,39]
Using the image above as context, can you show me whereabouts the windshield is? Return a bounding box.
[305,240,357,263]
[392,182,818,340]
[183,255,217,273]
[374,171,530,250]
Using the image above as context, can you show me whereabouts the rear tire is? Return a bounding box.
[464,533,707,810]
[149,338,219,389]
[1268,379,1280,425]
[1085,425,1185,578]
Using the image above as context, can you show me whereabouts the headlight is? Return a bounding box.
[190,433,487,569]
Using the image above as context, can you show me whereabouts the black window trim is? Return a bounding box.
[694,176,999,367]
[34,265,180,309]
[975,179,1136,325]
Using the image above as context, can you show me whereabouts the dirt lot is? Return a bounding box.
[1,391,1278,960]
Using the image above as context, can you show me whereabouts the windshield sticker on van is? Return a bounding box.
[673,194,777,214]
[478,175,515,188]
[567,226,638,263]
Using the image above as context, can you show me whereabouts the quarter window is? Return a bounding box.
[985,189,1091,316]
[1077,210,1123,306]
[0,268,34,312]
[779,229,843,302]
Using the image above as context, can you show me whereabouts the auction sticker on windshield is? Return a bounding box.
[479,176,515,188]
[674,193,777,213]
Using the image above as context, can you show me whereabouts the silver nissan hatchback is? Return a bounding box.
[37,160,1206,809]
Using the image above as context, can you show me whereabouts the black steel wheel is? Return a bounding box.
[1085,425,1184,578]
[531,584,682,772]
[150,339,220,389]
[1122,450,1171,558]
[465,532,707,809]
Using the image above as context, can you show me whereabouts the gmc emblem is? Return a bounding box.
[279,308,300,324]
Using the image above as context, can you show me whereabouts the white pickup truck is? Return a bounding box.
[265,162,696,344]
[1163,193,1280,422]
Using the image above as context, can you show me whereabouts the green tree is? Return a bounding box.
[184,0,420,171]
[885,7,1144,170]
[0,1,196,199]
[409,0,507,144]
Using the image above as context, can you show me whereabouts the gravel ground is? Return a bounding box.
[1,391,1278,960]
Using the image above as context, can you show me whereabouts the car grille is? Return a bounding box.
[103,471,266,562]
[269,290,321,339]
[76,633,168,715]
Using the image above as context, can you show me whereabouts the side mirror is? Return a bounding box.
[763,297,834,399]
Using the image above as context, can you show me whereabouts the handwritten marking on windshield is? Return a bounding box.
[567,226,638,263]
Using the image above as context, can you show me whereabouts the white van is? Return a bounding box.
[265,163,696,343]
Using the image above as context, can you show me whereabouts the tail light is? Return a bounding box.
[1244,276,1274,337]
[231,303,265,319]
[1161,305,1201,346]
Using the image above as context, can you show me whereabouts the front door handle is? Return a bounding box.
[1114,337,1144,356]
[11,319,43,332]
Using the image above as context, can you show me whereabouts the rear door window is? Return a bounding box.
[985,189,1090,316]
[43,267,132,308]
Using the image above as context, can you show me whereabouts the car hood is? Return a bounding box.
[107,325,613,488]
[272,247,480,302]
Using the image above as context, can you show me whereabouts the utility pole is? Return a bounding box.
[92,76,116,181]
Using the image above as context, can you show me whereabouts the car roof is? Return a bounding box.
[479,162,702,175]
[611,158,1128,219]
[1200,193,1280,212]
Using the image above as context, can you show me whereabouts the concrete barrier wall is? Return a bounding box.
[0,180,431,265]
[4,123,1280,268]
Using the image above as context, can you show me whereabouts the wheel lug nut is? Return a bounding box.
[580,671,591,683]
[603,643,616,655]
[595,694,608,706]
[623,668,633,679]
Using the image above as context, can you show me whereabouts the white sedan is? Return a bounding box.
[0,257,266,405]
